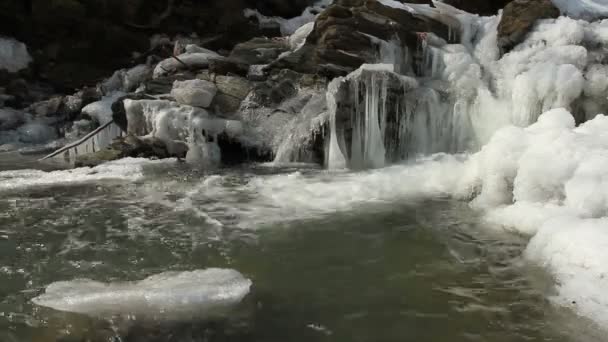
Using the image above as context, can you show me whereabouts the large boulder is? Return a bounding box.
[497,0,561,53]
[442,0,512,15]
[171,79,217,108]
[269,0,451,77]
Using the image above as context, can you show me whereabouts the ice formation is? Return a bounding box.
[326,3,608,170]
[32,268,251,320]
[124,99,243,167]
[0,37,31,72]
[81,91,126,125]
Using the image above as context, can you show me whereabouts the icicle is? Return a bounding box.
[327,77,348,169]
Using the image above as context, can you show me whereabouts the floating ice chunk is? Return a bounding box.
[82,91,126,125]
[32,269,251,320]
[171,79,217,108]
[0,37,31,72]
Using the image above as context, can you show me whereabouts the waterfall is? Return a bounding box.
[40,121,124,165]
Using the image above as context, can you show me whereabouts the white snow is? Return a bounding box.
[81,91,125,125]
[0,158,174,192]
[32,268,251,320]
[0,37,31,73]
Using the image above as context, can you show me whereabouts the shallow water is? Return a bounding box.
[0,157,603,341]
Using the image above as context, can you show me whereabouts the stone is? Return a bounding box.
[269,0,451,77]
[443,0,511,15]
[29,96,63,116]
[197,72,253,114]
[74,135,172,167]
[229,37,288,65]
[497,0,561,54]
[171,79,217,108]
[0,108,26,131]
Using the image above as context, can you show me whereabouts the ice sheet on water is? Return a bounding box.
[32,268,251,320]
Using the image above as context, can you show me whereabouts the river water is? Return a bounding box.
[0,154,603,342]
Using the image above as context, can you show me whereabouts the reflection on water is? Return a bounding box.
[0,161,603,341]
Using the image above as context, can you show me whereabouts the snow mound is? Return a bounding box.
[32,268,251,320]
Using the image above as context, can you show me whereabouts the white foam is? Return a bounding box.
[32,268,251,320]
[0,158,173,192]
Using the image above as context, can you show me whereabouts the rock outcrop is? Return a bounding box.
[497,0,561,54]
[269,0,451,77]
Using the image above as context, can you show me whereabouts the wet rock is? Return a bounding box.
[74,135,172,167]
[29,96,63,117]
[0,108,26,131]
[229,37,289,65]
[443,0,512,15]
[271,0,451,77]
[497,0,560,54]
[209,58,250,77]
[197,72,253,114]
[171,79,217,108]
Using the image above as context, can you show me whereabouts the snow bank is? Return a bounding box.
[32,268,251,320]
[0,37,31,72]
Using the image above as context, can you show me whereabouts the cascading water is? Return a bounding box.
[326,1,608,169]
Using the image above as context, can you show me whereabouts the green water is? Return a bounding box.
[0,157,602,341]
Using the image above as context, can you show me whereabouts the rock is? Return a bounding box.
[443,0,511,15]
[0,37,32,73]
[197,72,253,114]
[29,96,62,117]
[270,0,451,77]
[171,79,217,108]
[497,0,561,54]
[229,37,289,65]
[0,108,26,131]
[154,52,222,78]
[74,135,172,167]
[209,58,250,77]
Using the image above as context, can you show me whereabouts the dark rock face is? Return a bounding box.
[443,0,512,15]
[271,0,451,77]
[0,0,316,92]
[497,0,560,53]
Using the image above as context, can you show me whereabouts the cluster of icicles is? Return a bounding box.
[325,1,608,169]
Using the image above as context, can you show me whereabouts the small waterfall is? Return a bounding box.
[40,121,124,165]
